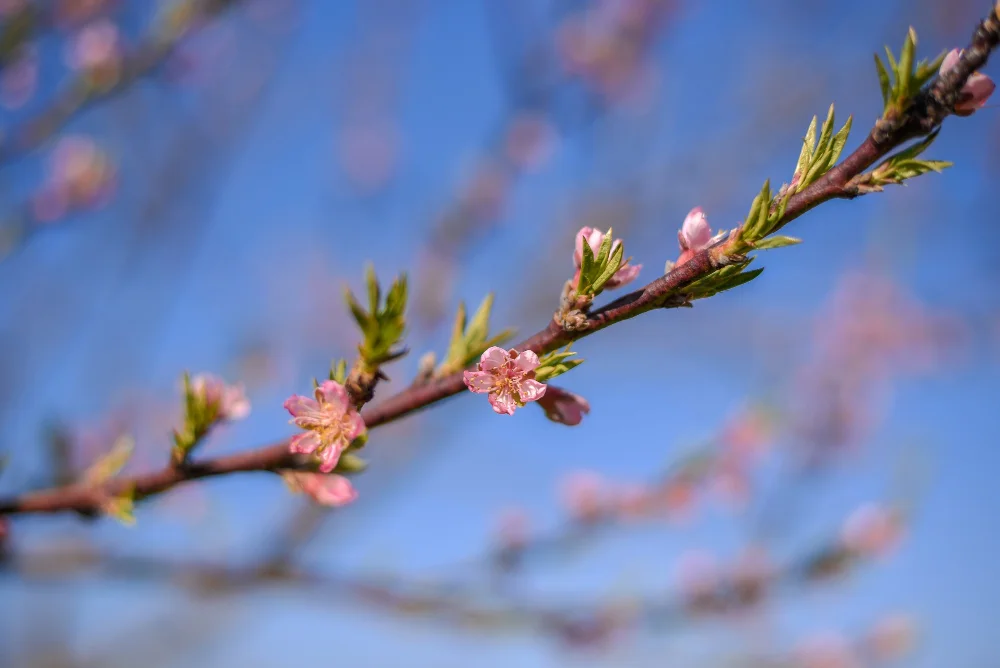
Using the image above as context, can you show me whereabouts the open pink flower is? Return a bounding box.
[191,373,251,421]
[463,347,547,415]
[573,227,642,289]
[284,380,365,472]
[536,386,590,425]
[284,472,358,506]
[675,207,718,266]
[940,48,995,116]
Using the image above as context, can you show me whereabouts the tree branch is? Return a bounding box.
[2,4,997,518]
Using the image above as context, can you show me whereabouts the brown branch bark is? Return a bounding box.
[2,5,997,518]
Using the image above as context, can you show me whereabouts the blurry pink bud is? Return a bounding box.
[284,472,357,506]
[793,631,861,668]
[614,483,655,519]
[940,49,995,116]
[573,227,642,289]
[191,374,251,422]
[674,550,720,608]
[660,479,697,523]
[841,503,902,558]
[463,347,547,415]
[731,546,772,604]
[536,386,590,426]
[865,614,917,661]
[559,470,606,522]
[68,19,120,71]
[495,507,530,550]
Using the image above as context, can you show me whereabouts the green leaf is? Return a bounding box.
[874,54,891,106]
[714,267,765,292]
[592,240,625,293]
[329,359,348,383]
[804,105,836,186]
[535,348,584,383]
[595,227,614,269]
[826,116,853,168]
[442,300,468,370]
[887,129,940,163]
[795,114,818,178]
[465,293,494,351]
[103,490,136,527]
[365,264,380,315]
[345,289,373,335]
[578,237,597,293]
[884,45,898,77]
[898,27,916,98]
[754,235,802,250]
[84,434,134,486]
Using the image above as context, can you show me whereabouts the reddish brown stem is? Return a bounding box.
[2,7,997,518]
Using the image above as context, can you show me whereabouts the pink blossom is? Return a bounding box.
[793,631,860,668]
[573,227,642,289]
[674,550,720,607]
[940,48,995,116]
[495,507,530,550]
[675,207,717,267]
[536,386,590,425]
[865,614,916,661]
[614,483,655,519]
[284,472,358,506]
[284,380,366,473]
[68,19,120,72]
[841,503,902,557]
[463,347,547,415]
[559,470,606,522]
[191,374,251,421]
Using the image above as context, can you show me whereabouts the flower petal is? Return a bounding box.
[605,262,642,289]
[316,380,349,409]
[284,394,321,419]
[307,474,358,506]
[464,370,496,393]
[512,349,540,374]
[489,390,518,415]
[517,378,547,403]
[940,48,961,75]
[479,346,509,371]
[317,444,342,473]
[344,410,367,441]
[289,431,321,455]
[681,207,713,251]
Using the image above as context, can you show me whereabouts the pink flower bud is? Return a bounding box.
[572,227,642,289]
[674,550,720,609]
[284,472,357,506]
[865,614,917,662]
[793,631,861,668]
[614,483,655,519]
[841,503,902,558]
[495,507,530,550]
[284,380,366,473]
[536,386,590,425]
[191,374,251,422]
[940,48,995,116]
[463,347,547,415]
[676,207,720,267]
[559,470,606,522]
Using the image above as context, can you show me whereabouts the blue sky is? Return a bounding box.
[2,0,1000,665]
